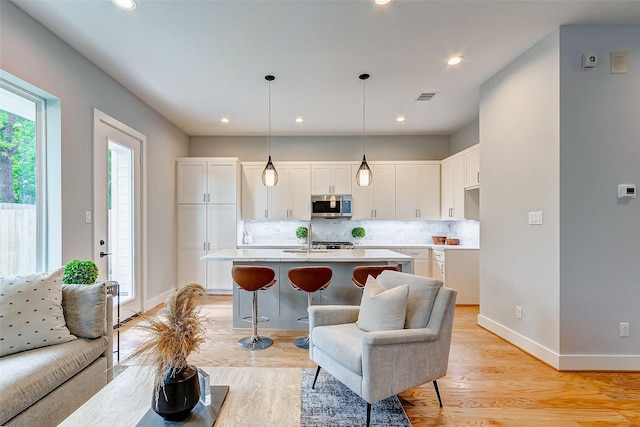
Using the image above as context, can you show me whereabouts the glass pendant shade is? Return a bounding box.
[262,155,278,187]
[356,154,372,187]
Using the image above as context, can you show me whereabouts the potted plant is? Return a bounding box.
[125,283,208,421]
[62,259,99,284]
[296,226,308,244]
[351,227,366,244]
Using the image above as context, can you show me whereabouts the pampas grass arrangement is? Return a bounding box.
[124,283,208,398]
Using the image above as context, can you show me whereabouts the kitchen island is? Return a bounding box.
[201,248,413,329]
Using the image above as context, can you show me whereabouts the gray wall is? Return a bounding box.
[479,30,561,355]
[1,2,189,304]
[479,25,640,368]
[450,119,479,154]
[559,25,640,357]
[190,135,451,161]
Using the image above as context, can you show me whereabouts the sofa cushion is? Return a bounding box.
[0,269,76,357]
[62,283,106,338]
[377,270,444,329]
[312,323,364,375]
[0,335,110,424]
[356,276,408,332]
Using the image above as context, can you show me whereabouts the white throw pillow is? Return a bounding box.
[0,268,76,357]
[356,275,409,332]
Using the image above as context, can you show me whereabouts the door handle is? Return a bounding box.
[99,251,111,258]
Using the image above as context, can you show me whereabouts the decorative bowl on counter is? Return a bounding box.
[432,236,446,244]
[446,238,460,245]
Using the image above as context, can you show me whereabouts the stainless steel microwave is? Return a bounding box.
[311,195,352,218]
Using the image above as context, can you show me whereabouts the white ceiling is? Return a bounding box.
[12,0,640,137]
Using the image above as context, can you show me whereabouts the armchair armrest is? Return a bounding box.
[363,327,438,346]
[308,305,360,329]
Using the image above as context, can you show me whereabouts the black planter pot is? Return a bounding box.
[152,365,200,421]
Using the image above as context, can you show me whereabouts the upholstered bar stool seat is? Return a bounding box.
[288,266,332,350]
[232,265,276,350]
[351,265,399,288]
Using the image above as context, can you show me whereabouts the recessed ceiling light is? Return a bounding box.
[112,0,137,10]
[374,0,392,5]
[221,118,229,123]
[447,56,465,66]
[295,117,304,123]
[396,116,406,122]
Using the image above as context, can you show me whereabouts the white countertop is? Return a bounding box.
[236,243,479,251]
[201,248,413,262]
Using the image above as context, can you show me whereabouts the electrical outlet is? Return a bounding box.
[515,306,522,320]
[620,323,630,337]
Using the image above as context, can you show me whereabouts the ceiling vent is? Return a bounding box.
[416,92,438,101]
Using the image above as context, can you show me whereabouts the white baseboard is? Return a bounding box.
[477,314,640,371]
[144,288,173,312]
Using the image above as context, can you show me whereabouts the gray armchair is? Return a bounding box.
[308,270,457,426]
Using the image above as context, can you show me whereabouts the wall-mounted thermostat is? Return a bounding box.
[618,184,636,199]
[582,54,597,69]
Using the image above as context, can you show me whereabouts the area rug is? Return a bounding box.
[301,368,412,427]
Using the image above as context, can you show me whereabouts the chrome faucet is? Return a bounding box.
[306,222,313,254]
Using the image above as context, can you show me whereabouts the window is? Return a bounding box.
[0,80,46,275]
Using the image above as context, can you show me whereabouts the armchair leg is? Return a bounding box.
[433,380,443,408]
[366,402,371,427]
[312,366,321,389]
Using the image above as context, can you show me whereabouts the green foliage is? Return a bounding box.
[351,227,366,238]
[0,109,37,204]
[63,260,99,284]
[295,226,308,239]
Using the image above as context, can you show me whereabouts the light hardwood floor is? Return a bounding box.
[116,296,640,427]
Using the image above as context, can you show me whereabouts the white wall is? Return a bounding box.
[190,135,451,161]
[478,29,561,361]
[558,25,640,361]
[0,2,189,304]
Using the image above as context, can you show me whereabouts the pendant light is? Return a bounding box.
[356,73,372,187]
[262,75,278,187]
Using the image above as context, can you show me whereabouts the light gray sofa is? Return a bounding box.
[308,270,457,426]
[0,279,113,426]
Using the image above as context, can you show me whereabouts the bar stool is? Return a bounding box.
[351,265,399,289]
[232,265,276,350]
[288,266,332,350]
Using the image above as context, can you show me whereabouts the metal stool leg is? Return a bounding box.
[294,292,314,350]
[238,291,273,350]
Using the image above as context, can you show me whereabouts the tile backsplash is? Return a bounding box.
[241,219,479,247]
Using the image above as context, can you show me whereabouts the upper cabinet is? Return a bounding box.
[464,145,480,189]
[395,163,441,219]
[311,163,352,195]
[441,155,465,220]
[177,158,238,204]
[269,163,311,220]
[241,162,310,220]
[351,163,396,219]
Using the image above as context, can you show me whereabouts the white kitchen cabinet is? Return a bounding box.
[176,158,238,294]
[268,163,311,220]
[398,248,431,277]
[311,163,352,195]
[395,163,440,219]
[441,155,465,220]
[351,163,396,219]
[431,248,445,281]
[442,249,479,304]
[464,145,480,189]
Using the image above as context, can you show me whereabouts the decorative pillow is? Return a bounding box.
[356,275,409,332]
[0,268,76,357]
[62,282,106,338]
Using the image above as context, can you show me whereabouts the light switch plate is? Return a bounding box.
[85,211,92,224]
[611,51,628,74]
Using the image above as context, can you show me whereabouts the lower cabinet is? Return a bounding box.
[432,248,479,304]
[397,248,431,277]
[177,204,237,294]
